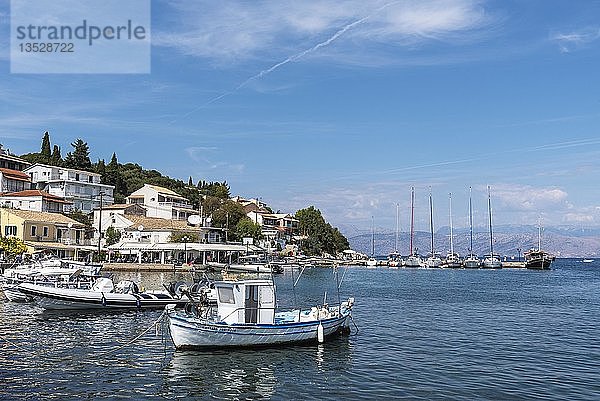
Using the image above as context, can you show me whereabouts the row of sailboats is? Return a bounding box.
[377,186,504,269]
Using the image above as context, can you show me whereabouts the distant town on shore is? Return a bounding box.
[0,132,348,263]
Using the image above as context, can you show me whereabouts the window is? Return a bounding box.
[31,226,37,237]
[75,173,80,181]
[88,176,93,183]
[218,287,235,304]
[5,226,17,236]
[43,227,49,237]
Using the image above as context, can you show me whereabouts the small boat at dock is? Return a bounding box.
[17,277,200,310]
[167,278,354,348]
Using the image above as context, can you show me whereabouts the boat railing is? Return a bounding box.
[217,302,347,323]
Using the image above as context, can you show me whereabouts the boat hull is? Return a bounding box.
[168,312,351,349]
[18,283,188,310]
[525,259,553,270]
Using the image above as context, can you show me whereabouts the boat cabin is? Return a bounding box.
[215,279,275,325]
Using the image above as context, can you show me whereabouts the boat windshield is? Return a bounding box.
[218,287,235,304]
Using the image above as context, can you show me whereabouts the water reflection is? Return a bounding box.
[164,338,353,400]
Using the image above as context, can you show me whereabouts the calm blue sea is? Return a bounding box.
[1,259,599,400]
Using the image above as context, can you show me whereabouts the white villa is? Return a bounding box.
[0,189,71,213]
[25,163,114,213]
[126,184,195,221]
[247,211,299,245]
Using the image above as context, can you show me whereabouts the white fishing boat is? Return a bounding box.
[167,278,354,348]
[17,277,196,310]
[482,186,502,269]
[582,259,594,263]
[224,255,283,274]
[365,258,378,268]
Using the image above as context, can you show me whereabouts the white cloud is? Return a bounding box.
[491,184,568,211]
[154,0,493,64]
[551,27,600,53]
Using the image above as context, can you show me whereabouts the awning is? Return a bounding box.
[107,242,262,253]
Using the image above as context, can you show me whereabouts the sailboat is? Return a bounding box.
[482,186,502,269]
[404,187,423,268]
[442,192,462,268]
[424,190,442,268]
[366,216,378,268]
[463,187,481,268]
[388,203,401,268]
[524,222,555,270]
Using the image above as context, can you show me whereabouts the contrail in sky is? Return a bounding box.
[170,2,397,124]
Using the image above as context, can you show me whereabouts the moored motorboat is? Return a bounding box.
[17,277,197,310]
[167,278,354,348]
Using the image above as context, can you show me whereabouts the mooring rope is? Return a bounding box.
[93,310,167,358]
[0,310,168,361]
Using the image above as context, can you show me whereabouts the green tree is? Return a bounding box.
[50,145,62,166]
[63,210,91,227]
[0,237,28,260]
[169,232,200,243]
[95,159,106,181]
[40,131,51,162]
[188,176,194,186]
[104,226,121,246]
[211,201,246,240]
[296,206,349,256]
[63,139,92,170]
[235,217,262,241]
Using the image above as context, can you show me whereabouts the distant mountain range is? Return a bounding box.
[346,225,600,258]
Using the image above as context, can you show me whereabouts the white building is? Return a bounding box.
[0,189,71,213]
[25,163,114,213]
[247,211,299,247]
[126,184,195,221]
[0,168,31,193]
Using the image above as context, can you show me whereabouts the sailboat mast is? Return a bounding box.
[410,187,415,256]
[449,192,454,255]
[488,185,494,255]
[469,186,474,257]
[538,222,542,251]
[429,190,434,256]
[371,216,375,257]
[395,203,399,253]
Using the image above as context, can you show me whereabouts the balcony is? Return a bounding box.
[159,201,193,209]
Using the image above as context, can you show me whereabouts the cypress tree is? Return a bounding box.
[40,131,51,162]
[50,145,62,166]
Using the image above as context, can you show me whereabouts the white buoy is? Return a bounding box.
[317,322,324,343]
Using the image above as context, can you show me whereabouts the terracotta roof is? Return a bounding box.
[123,215,201,232]
[2,209,84,227]
[0,168,31,182]
[103,203,133,210]
[2,190,72,204]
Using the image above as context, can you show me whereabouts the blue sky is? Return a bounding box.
[1,0,600,234]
